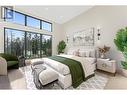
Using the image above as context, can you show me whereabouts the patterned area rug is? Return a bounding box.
[20,65,109,90]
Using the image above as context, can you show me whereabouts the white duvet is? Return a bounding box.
[42,54,95,78]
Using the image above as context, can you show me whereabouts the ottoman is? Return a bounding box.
[31,62,58,89]
[39,65,58,86]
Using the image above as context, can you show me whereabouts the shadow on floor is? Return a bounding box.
[8,69,24,82]
[0,75,11,89]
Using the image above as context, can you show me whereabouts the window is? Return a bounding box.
[42,35,52,56]
[26,16,40,29]
[4,7,13,19]
[26,32,41,58]
[4,7,52,32]
[4,28,25,56]
[4,28,52,58]
[5,8,25,25]
[42,21,52,32]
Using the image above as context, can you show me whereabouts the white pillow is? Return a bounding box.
[73,49,79,56]
[78,49,96,57]
[79,51,86,57]
[89,50,95,57]
[67,49,76,55]
[85,51,90,57]
[79,50,90,57]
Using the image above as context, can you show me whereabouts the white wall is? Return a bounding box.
[0,6,64,55]
[63,6,127,72]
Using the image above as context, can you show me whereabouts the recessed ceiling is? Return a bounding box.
[15,6,93,24]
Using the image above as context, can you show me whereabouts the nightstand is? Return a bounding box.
[97,58,116,76]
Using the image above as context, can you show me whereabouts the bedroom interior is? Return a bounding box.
[1,5,127,90]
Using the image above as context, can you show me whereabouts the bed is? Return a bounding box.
[42,49,96,89]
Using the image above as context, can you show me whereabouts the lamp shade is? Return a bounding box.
[96,40,103,48]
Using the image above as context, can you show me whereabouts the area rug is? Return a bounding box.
[20,65,109,90]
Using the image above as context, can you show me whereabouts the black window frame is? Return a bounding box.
[3,7,52,32]
[4,7,26,26]
[41,34,52,57]
[41,20,52,32]
[4,27,52,59]
[4,28,26,56]
[26,15,41,29]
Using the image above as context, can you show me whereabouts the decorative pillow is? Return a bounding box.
[89,50,95,57]
[73,49,79,56]
[79,50,86,57]
[85,51,90,57]
[67,50,75,55]
[79,50,90,57]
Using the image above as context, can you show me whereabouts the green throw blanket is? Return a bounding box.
[48,56,85,88]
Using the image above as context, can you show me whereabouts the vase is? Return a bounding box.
[100,53,105,58]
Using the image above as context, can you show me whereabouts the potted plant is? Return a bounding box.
[114,27,127,77]
[57,40,66,54]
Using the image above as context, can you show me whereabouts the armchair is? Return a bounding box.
[0,57,7,75]
[0,53,19,69]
